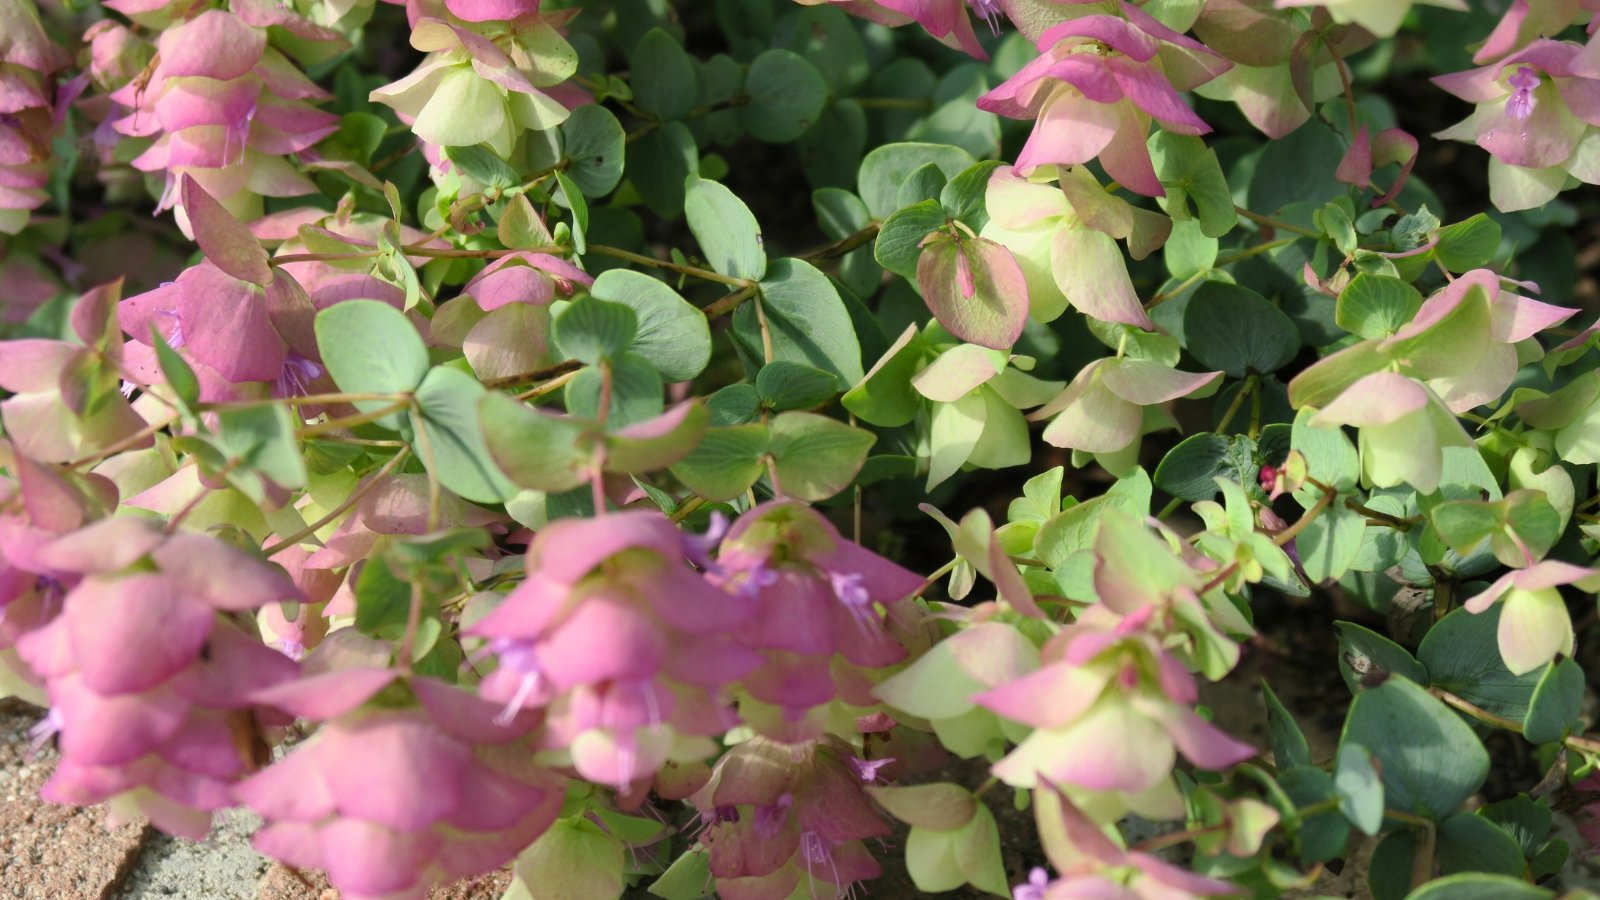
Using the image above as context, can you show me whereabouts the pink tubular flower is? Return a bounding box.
[240,669,565,900]
[15,522,301,838]
[710,500,926,742]
[976,617,1255,823]
[109,9,339,226]
[1433,39,1600,211]
[0,0,72,234]
[978,12,1228,195]
[690,735,892,899]
[466,511,758,791]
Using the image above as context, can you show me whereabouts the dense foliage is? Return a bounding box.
[6,0,1600,897]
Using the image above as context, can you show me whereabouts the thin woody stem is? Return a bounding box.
[262,449,412,556]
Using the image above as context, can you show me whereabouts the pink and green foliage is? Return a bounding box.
[5,0,1600,897]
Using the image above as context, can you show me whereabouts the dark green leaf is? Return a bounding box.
[562,105,626,197]
[1262,680,1311,770]
[756,361,837,411]
[631,29,698,120]
[857,142,976,219]
[1524,657,1583,743]
[1340,676,1489,819]
[1436,813,1529,877]
[738,48,827,143]
[1403,874,1552,900]
[769,411,875,501]
[566,352,664,428]
[1153,432,1256,502]
[1419,605,1541,721]
[1184,282,1301,378]
[1336,621,1428,693]
[627,122,699,219]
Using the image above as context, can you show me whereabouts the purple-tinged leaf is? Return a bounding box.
[181,175,273,287]
[916,236,1028,351]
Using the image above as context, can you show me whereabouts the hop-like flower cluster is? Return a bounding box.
[690,735,892,899]
[0,0,72,235]
[710,500,926,742]
[240,668,565,900]
[468,510,758,792]
[108,9,339,225]
[15,522,301,837]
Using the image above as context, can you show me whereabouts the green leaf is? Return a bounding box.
[842,324,927,428]
[627,121,699,219]
[1339,676,1489,819]
[858,142,976,219]
[939,160,1003,231]
[1262,680,1311,770]
[1149,131,1237,237]
[1419,605,1541,721]
[315,300,429,431]
[631,29,697,120]
[1479,794,1553,859]
[554,170,588,255]
[769,412,876,501]
[1297,494,1365,583]
[1246,119,1345,214]
[561,105,626,197]
[1292,407,1360,492]
[1403,874,1552,900]
[354,553,409,634]
[150,327,200,413]
[1335,621,1428,693]
[1523,657,1583,743]
[897,161,948,208]
[774,5,870,94]
[738,48,828,143]
[1334,743,1384,836]
[445,145,518,192]
[589,269,710,382]
[684,176,766,280]
[214,405,306,490]
[566,353,664,428]
[1164,217,1218,280]
[874,199,947,279]
[1436,812,1527,878]
[605,402,709,473]
[738,258,863,390]
[1337,274,1424,340]
[553,297,639,365]
[1184,282,1301,378]
[1434,214,1501,272]
[1153,432,1256,502]
[498,193,551,250]
[756,361,837,411]
[410,366,517,504]
[669,424,769,501]
[707,383,760,425]
[649,848,712,900]
[1280,767,1351,863]
[479,393,594,493]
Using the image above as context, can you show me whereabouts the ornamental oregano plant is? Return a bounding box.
[10,0,1600,897]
